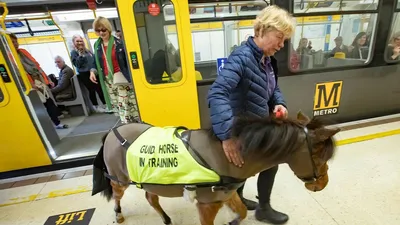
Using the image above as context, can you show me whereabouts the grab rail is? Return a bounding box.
[0,2,8,30]
[48,10,76,73]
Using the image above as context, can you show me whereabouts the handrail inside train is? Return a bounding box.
[0,2,8,30]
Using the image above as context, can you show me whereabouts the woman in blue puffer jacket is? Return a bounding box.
[207,5,295,225]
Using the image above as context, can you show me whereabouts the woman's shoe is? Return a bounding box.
[255,203,289,224]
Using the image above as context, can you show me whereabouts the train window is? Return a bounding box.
[384,12,400,62]
[167,0,269,80]
[183,0,269,20]
[293,0,379,14]
[133,0,182,85]
[289,14,377,72]
[166,19,257,80]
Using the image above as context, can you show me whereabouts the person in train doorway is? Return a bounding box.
[91,16,140,124]
[51,56,75,102]
[9,33,68,129]
[207,5,295,224]
[70,34,109,113]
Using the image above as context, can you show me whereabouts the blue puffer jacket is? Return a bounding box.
[207,36,286,141]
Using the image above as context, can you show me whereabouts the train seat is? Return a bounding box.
[55,75,90,116]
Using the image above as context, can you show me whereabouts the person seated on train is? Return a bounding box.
[147,43,181,83]
[51,56,75,102]
[148,49,169,83]
[296,37,313,55]
[329,36,349,58]
[48,73,58,87]
[9,33,68,129]
[71,34,108,113]
[347,32,369,60]
[386,31,400,61]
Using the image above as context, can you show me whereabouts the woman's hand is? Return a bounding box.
[222,139,244,167]
[274,105,288,118]
[392,46,400,59]
[90,72,98,84]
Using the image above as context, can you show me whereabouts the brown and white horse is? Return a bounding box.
[91,111,340,225]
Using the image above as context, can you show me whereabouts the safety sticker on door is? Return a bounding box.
[0,64,11,83]
[130,52,140,69]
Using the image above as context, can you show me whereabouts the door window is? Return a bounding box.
[133,0,183,85]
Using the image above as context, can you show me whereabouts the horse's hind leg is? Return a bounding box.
[196,201,223,225]
[225,192,247,225]
[110,181,128,223]
[145,191,172,225]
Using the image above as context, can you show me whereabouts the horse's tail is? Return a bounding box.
[92,132,113,202]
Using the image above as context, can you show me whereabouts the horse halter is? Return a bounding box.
[298,127,319,183]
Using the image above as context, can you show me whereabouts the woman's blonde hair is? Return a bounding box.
[254,5,295,38]
[93,16,112,34]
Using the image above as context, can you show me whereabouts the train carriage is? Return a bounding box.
[1,0,400,177]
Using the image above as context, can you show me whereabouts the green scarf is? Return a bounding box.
[94,35,115,110]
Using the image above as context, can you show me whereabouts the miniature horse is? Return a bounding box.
[91,111,340,225]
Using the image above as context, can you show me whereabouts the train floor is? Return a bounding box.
[1,115,400,225]
[53,112,120,161]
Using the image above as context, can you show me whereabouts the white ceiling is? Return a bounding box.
[2,0,84,6]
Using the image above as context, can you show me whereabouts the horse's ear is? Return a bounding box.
[297,111,310,125]
[315,127,341,141]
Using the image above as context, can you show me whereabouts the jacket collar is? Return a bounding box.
[245,36,265,62]
[96,35,120,49]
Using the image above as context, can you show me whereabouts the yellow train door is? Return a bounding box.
[116,0,200,128]
[0,31,52,172]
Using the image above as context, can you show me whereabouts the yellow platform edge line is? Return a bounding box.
[0,185,92,207]
[335,129,400,146]
[1,128,400,207]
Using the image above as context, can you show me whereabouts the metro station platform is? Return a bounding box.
[1,114,400,225]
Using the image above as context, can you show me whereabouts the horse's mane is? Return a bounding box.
[219,115,336,161]
[229,116,305,160]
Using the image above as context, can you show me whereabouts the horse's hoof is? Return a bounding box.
[116,213,125,223]
[228,215,241,225]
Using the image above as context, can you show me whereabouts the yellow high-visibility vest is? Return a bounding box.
[126,126,220,185]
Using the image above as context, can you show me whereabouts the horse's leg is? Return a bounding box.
[196,201,223,225]
[145,191,172,225]
[224,192,247,225]
[110,181,128,223]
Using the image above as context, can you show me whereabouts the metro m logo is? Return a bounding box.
[313,81,343,116]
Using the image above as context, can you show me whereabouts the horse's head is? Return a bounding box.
[286,111,340,192]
